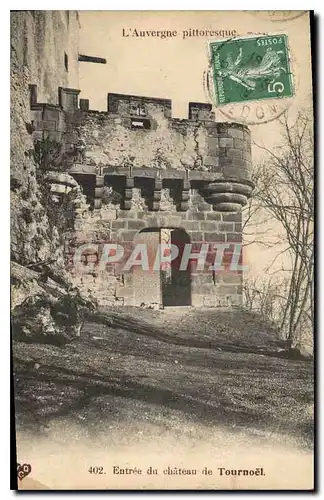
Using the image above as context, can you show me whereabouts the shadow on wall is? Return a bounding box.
[162,228,191,307]
[134,227,192,308]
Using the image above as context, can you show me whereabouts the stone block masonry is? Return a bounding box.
[67,201,244,309]
[29,87,253,309]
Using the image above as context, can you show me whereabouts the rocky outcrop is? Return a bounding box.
[11,262,96,344]
[10,12,94,344]
[10,11,79,268]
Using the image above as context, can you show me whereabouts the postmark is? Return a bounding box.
[218,99,289,125]
[204,34,295,125]
[204,68,293,125]
[246,11,308,23]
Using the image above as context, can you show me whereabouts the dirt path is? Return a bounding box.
[13,308,313,448]
[13,308,313,490]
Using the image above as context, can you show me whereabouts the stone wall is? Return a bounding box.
[67,191,243,309]
[12,12,251,312]
[27,89,253,212]
[75,94,252,182]
[11,11,79,103]
[27,88,252,309]
[11,11,80,269]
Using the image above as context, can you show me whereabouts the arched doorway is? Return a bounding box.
[131,227,192,308]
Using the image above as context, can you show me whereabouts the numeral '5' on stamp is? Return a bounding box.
[209,34,294,106]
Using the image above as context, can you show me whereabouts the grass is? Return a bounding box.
[13,307,314,449]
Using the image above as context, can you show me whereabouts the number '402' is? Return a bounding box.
[88,466,104,474]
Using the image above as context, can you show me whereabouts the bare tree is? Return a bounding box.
[243,110,314,349]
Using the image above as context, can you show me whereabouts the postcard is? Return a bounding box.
[11,10,314,490]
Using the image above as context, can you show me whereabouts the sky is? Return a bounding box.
[78,11,312,124]
[77,10,313,275]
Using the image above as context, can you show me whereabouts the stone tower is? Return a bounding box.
[30,88,253,308]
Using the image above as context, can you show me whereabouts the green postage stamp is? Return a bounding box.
[209,34,294,106]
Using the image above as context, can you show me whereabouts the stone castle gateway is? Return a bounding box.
[30,86,253,308]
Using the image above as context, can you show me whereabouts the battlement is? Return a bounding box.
[29,85,253,213]
[31,85,217,121]
[78,91,217,122]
